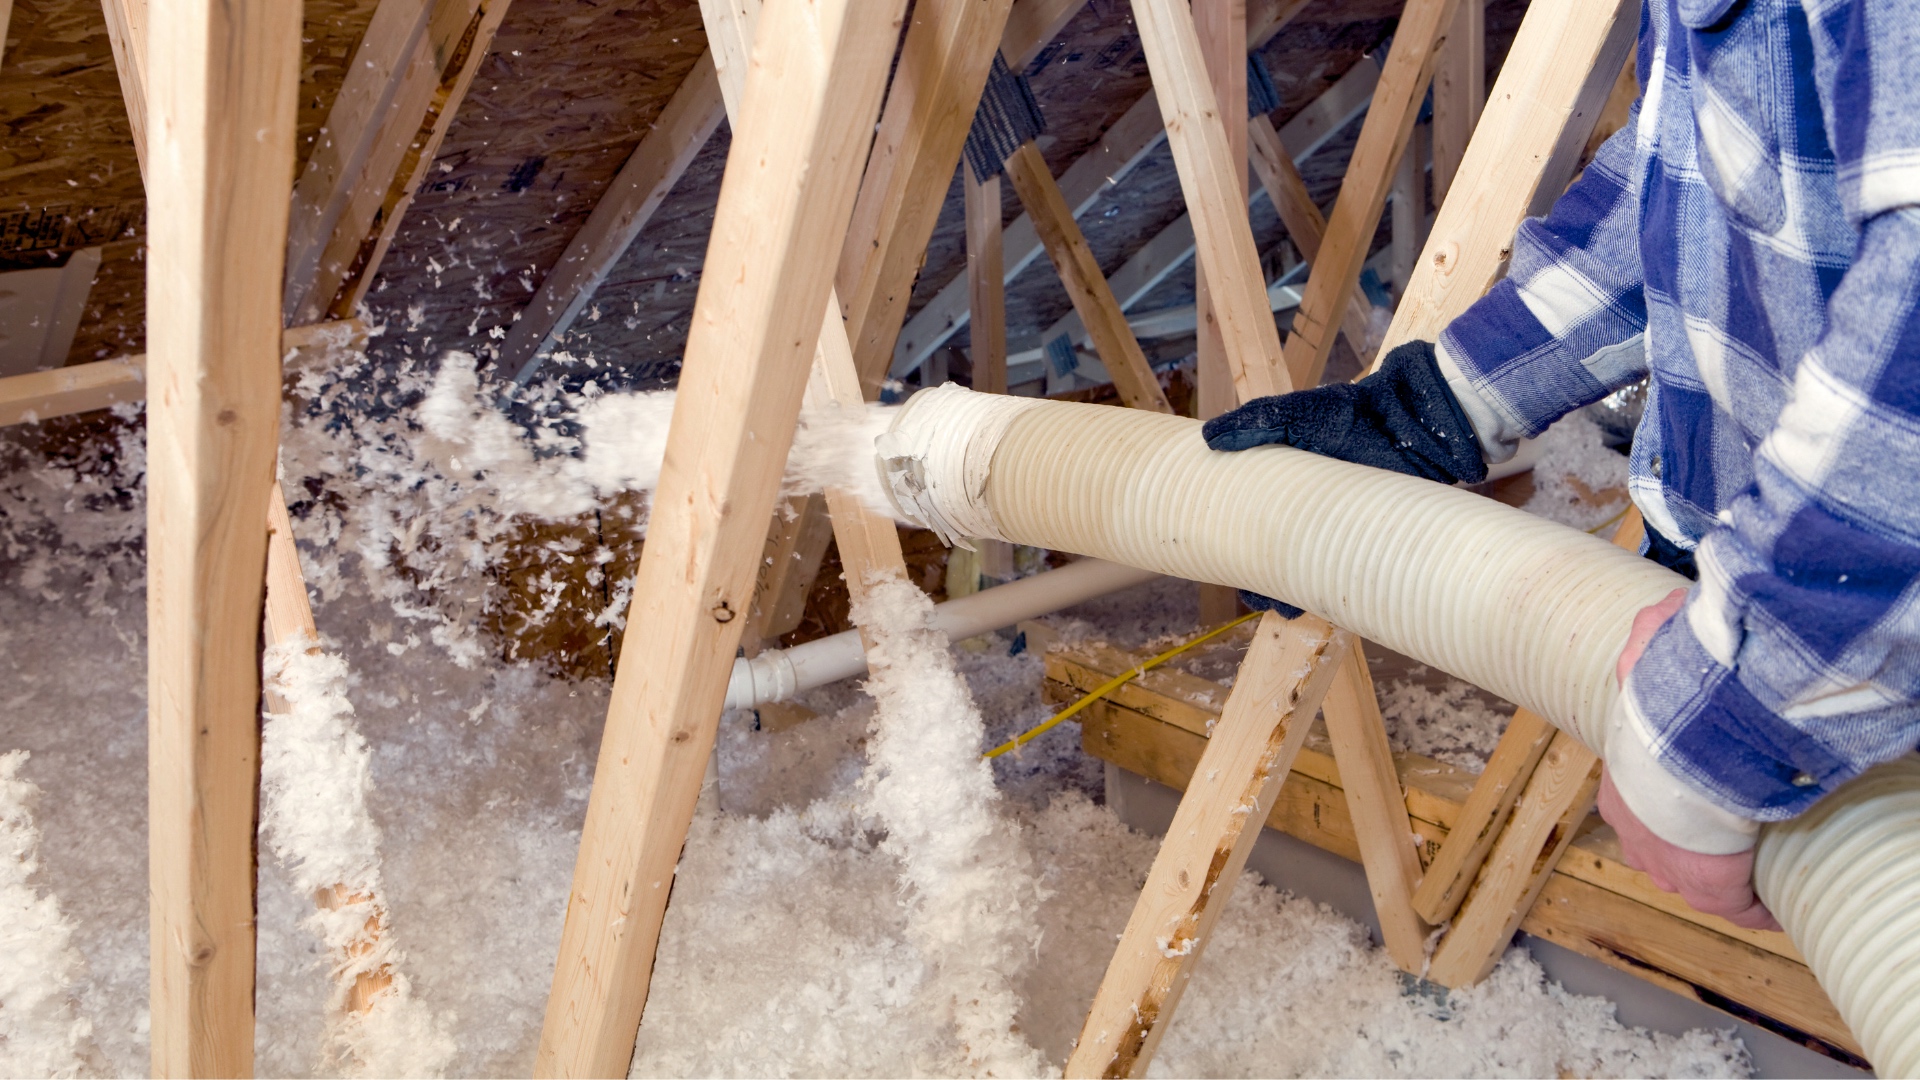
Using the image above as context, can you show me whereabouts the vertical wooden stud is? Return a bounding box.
[144,0,302,1074]
[965,165,1009,396]
[1428,0,1482,204]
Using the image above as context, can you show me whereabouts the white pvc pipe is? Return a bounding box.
[723,557,1159,710]
[877,384,1920,1075]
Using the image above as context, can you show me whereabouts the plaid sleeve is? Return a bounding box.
[1617,0,1920,832]
[1623,205,1920,827]
[1434,118,1652,455]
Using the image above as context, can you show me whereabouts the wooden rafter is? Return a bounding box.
[497,53,727,384]
[1028,60,1378,379]
[889,0,1331,379]
[1004,143,1173,412]
[533,0,908,1069]
[307,0,513,323]
[1280,0,1461,388]
[143,0,302,1073]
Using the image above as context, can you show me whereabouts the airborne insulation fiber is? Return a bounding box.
[419,352,900,526]
[851,573,1054,1078]
[0,750,96,1079]
[262,639,456,1078]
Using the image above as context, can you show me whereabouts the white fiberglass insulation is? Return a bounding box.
[0,342,1750,1076]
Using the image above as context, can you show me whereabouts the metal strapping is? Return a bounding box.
[963,52,1047,182]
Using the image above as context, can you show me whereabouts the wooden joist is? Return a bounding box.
[1190,0,1249,424]
[1132,0,1289,401]
[1003,144,1173,413]
[534,0,908,1068]
[144,0,302,1073]
[99,0,148,173]
[1280,0,1460,389]
[1045,643,1861,1060]
[0,321,365,430]
[498,53,727,384]
[1376,0,1639,357]
[1069,613,1350,1078]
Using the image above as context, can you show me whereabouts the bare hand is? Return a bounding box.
[1598,772,1781,930]
[1605,587,1780,931]
[1616,588,1687,686]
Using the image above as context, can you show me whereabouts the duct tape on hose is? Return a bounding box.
[875,383,1045,548]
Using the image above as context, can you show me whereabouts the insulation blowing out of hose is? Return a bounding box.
[874,382,1920,1078]
[418,353,903,526]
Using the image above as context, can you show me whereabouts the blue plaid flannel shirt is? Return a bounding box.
[1433,0,1920,845]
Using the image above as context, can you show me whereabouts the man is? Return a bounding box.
[1205,0,1920,931]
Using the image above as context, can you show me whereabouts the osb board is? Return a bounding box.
[1,0,385,364]
[358,0,711,378]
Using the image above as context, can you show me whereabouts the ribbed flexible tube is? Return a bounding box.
[879,385,1920,1074]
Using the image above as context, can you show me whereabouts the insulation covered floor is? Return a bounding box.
[0,363,1758,1077]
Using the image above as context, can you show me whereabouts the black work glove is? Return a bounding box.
[1201,340,1488,485]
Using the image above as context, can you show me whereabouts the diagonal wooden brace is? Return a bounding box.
[1068,612,1351,1078]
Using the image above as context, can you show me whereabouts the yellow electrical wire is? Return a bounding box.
[983,610,1262,759]
[1586,502,1632,535]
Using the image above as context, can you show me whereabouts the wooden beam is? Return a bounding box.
[1376,0,1639,359]
[1191,0,1248,424]
[1412,709,1556,922]
[1388,120,1426,294]
[1318,634,1433,970]
[1428,0,1483,204]
[1068,614,1350,1078]
[1068,694,1859,1058]
[281,0,438,323]
[748,494,836,644]
[889,2,1355,378]
[534,0,906,1069]
[0,0,12,68]
[1003,143,1172,412]
[1425,730,1604,986]
[1411,509,1644,923]
[0,321,365,429]
[498,53,727,383]
[1280,0,1460,388]
[318,0,514,322]
[966,167,1009,395]
[1246,113,1376,361]
[100,0,148,174]
[1132,0,1289,401]
[144,0,301,1073]
[838,0,1015,394]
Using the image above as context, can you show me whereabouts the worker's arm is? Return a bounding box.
[1431,114,1652,462]
[1204,119,1653,479]
[1606,0,1920,863]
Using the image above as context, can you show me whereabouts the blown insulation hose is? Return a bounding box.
[876,384,1920,1075]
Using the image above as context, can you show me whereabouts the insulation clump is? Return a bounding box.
[262,639,456,1078]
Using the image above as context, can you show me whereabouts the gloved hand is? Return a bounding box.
[1201,340,1488,485]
